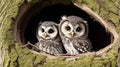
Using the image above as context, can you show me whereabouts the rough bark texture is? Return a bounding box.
[0,0,119,67]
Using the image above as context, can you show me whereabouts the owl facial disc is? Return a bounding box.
[38,23,58,40]
[61,21,85,38]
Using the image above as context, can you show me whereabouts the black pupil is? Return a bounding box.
[76,27,81,32]
[66,26,71,31]
[48,29,54,34]
[41,28,44,32]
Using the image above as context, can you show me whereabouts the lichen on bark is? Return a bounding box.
[0,0,119,67]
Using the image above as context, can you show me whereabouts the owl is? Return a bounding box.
[59,15,92,55]
[35,21,65,55]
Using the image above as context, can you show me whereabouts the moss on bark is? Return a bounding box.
[0,0,119,67]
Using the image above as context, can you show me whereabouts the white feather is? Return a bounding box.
[83,21,87,24]
[61,15,67,20]
[64,42,79,55]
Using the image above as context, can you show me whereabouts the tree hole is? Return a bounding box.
[14,1,114,54]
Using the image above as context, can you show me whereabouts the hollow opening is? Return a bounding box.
[15,2,114,52]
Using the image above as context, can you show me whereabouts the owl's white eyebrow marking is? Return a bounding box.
[46,27,53,31]
[83,21,87,24]
[61,16,67,20]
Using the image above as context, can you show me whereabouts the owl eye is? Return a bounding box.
[65,26,71,31]
[76,27,81,32]
[41,28,44,32]
[48,29,54,34]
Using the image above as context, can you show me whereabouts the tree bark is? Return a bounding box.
[0,0,119,67]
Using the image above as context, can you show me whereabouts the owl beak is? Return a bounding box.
[43,32,48,38]
[70,32,75,38]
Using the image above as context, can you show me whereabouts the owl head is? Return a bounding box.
[37,21,58,40]
[59,15,88,39]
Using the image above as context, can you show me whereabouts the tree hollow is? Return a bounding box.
[14,1,118,56]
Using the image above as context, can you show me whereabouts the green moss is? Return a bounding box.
[91,62,104,67]
[39,55,94,67]
[101,47,118,67]
[1,0,24,40]
[14,44,34,67]
[18,53,33,67]
[9,49,19,67]
[100,0,118,24]
[116,27,120,34]
[2,38,14,51]
[91,57,104,67]
[107,47,118,59]
[76,0,119,26]
[6,31,14,40]
[99,8,109,18]
[15,43,31,57]
[101,0,118,13]
[3,51,10,67]
[74,55,93,67]
[41,58,66,67]
[32,44,118,67]
[77,0,100,14]
[9,49,18,62]
[14,43,48,67]
[1,0,119,67]
[34,55,47,65]
[103,60,111,67]
[109,13,119,24]
[111,60,116,67]
[17,53,46,67]
[107,47,118,67]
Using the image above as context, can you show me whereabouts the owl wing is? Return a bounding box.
[72,39,92,53]
[33,40,45,52]
[34,40,64,55]
[62,38,79,55]
[50,41,65,54]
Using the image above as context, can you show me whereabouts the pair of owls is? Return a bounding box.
[34,15,92,55]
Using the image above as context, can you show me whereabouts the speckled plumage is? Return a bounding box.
[59,15,92,55]
[35,21,65,55]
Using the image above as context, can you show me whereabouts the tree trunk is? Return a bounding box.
[0,0,119,67]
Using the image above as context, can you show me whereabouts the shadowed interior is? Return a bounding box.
[18,3,112,51]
